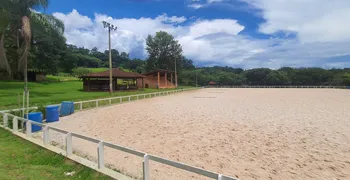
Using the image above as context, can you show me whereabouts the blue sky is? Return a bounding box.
[47,0,350,68]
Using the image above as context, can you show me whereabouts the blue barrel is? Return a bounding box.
[46,105,59,123]
[60,101,74,117]
[25,112,43,132]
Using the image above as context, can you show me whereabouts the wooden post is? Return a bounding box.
[3,114,8,127]
[171,73,173,85]
[143,154,150,180]
[26,120,32,136]
[43,126,49,145]
[88,78,91,91]
[13,117,18,131]
[218,174,223,180]
[165,72,167,88]
[66,133,72,156]
[157,71,160,89]
[98,141,104,169]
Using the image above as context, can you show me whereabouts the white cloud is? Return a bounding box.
[53,9,93,31]
[240,0,350,43]
[189,19,244,38]
[53,9,350,69]
[207,0,224,3]
[188,4,203,9]
[156,13,187,24]
[188,0,227,9]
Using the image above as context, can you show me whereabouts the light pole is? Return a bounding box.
[102,21,117,94]
[174,57,178,88]
[195,65,198,87]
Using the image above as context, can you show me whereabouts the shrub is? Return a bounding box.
[71,68,91,78]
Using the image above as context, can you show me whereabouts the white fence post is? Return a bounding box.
[144,94,146,99]
[109,98,112,105]
[143,154,150,180]
[43,126,49,145]
[137,95,139,100]
[96,100,99,107]
[26,120,32,136]
[13,117,18,131]
[120,97,122,103]
[3,114,8,127]
[129,96,131,102]
[218,174,223,180]
[66,133,72,156]
[98,141,104,169]
[80,102,83,110]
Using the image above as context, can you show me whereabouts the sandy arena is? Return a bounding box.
[50,88,350,180]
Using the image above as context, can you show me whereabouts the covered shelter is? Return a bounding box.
[138,69,176,89]
[208,81,217,86]
[81,68,146,91]
[28,69,46,82]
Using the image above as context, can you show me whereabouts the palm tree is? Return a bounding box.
[0,0,64,116]
[0,0,65,78]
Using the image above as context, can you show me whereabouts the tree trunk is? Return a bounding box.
[0,32,12,78]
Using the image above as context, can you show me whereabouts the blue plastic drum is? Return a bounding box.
[46,105,59,123]
[25,112,43,132]
[59,101,74,117]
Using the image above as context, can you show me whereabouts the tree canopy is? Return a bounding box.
[145,31,183,72]
[0,0,65,78]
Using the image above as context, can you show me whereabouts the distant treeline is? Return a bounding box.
[179,67,350,86]
[2,23,349,87]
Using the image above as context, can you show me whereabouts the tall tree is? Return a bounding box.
[145,31,183,72]
[0,0,64,78]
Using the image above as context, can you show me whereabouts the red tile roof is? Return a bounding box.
[81,68,146,78]
[208,81,217,85]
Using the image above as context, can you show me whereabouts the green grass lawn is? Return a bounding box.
[0,128,111,180]
[86,68,108,73]
[0,80,192,110]
[87,67,131,73]
[46,75,79,82]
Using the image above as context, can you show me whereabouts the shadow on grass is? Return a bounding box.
[29,91,66,98]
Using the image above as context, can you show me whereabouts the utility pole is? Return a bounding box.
[102,21,117,94]
[174,57,178,88]
[195,65,198,87]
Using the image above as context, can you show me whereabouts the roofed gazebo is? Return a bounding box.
[138,69,176,89]
[208,81,217,86]
[81,68,146,91]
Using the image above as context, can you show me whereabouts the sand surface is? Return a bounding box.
[50,88,350,180]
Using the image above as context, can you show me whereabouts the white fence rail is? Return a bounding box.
[0,112,238,180]
[206,85,348,89]
[0,88,200,113]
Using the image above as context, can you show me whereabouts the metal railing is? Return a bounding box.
[206,85,348,89]
[0,112,237,180]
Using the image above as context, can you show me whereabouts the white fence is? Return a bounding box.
[73,88,199,111]
[0,112,237,180]
[0,88,200,113]
[206,85,348,89]
[0,87,237,180]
